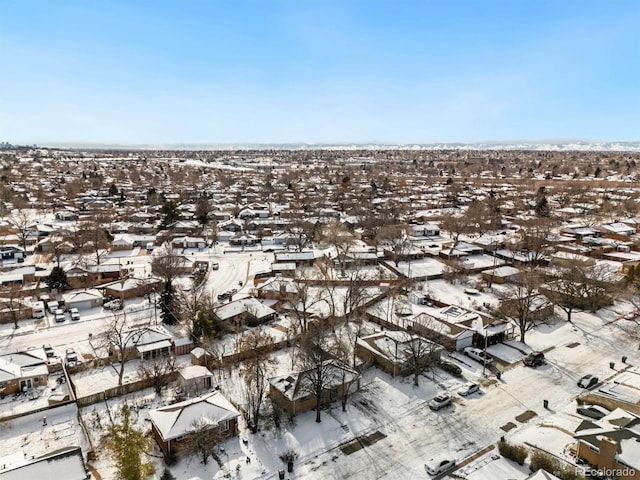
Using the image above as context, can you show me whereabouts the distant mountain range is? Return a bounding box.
[36,140,640,151]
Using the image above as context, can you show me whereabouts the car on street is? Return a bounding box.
[458,383,480,397]
[438,359,462,376]
[576,405,609,420]
[463,347,491,364]
[70,307,80,321]
[428,393,452,411]
[425,456,456,476]
[523,351,545,367]
[578,374,599,389]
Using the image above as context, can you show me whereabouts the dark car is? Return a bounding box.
[578,374,599,389]
[438,360,462,376]
[523,351,545,367]
[576,405,609,420]
[217,292,230,301]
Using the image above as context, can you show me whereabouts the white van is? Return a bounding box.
[32,304,45,319]
[47,301,59,314]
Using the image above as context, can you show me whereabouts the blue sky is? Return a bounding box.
[1,1,639,144]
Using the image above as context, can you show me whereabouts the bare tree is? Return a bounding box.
[405,334,441,386]
[320,220,356,277]
[513,218,553,266]
[239,329,276,432]
[137,356,177,395]
[80,214,111,266]
[287,274,324,333]
[186,419,223,466]
[375,224,412,267]
[0,284,28,329]
[298,327,335,423]
[100,311,147,386]
[494,269,547,343]
[8,209,33,253]
[544,258,619,323]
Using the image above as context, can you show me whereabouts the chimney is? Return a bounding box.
[598,436,618,470]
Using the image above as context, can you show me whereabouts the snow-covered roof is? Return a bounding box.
[148,391,240,441]
[0,446,87,480]
[214,298,276,321]
[179,365,213,381]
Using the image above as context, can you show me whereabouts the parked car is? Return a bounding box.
[429,393,452,411]
[463,347,491,364]
[70,307,80,321]
[458,383,480,397]
[217,292,231,301]
[425,456,456,476]
[524,351,545,367]
[438,360,462,376]
[43,344,55,358]
[576,405,609,420]
[104,299,123,311]
[578,374,599,389]
[54,312,65,323]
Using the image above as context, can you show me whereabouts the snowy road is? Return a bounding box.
[257,309,640,480]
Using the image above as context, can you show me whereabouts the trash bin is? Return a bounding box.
[495,371,502,380]
[623,356,628,364]
[543,400,549,409]
[610,362,616,369]
[288,461,294,473]
[278,469,285,479]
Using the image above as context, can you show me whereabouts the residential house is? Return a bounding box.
[355,331,443,377]
[149,391,240,456]
[1,246,25,264]
[0,446,89,480]
[213,298,277,329]
[61,289,103,311]
[574,407,640,479]
[269,360,360,416]
[172,236,206,250]
[101,278,161,300]
[0,348,49,396]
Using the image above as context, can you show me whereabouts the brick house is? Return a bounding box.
[149,391,240,456]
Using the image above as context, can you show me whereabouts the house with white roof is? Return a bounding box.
[148,391,240,456]
[0,348,49,396]
[269,360,360,417]
[213,297,277,329]
[355,331,444,377]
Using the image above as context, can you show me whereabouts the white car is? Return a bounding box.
[458,382,480,397]
[104,299,123,311]
[70,307,80,321]
[54,312,65,323]
[425,456,456,476]
[428,393,452,411]
[463,347,491,364]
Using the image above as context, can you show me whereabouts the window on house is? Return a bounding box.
[219,420,229,431]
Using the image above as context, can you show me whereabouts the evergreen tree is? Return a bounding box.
[160,283,178,325]
[46,266,69,290]
[161,200,182,227]
[534,186,550,217]
[107,404,155,480]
